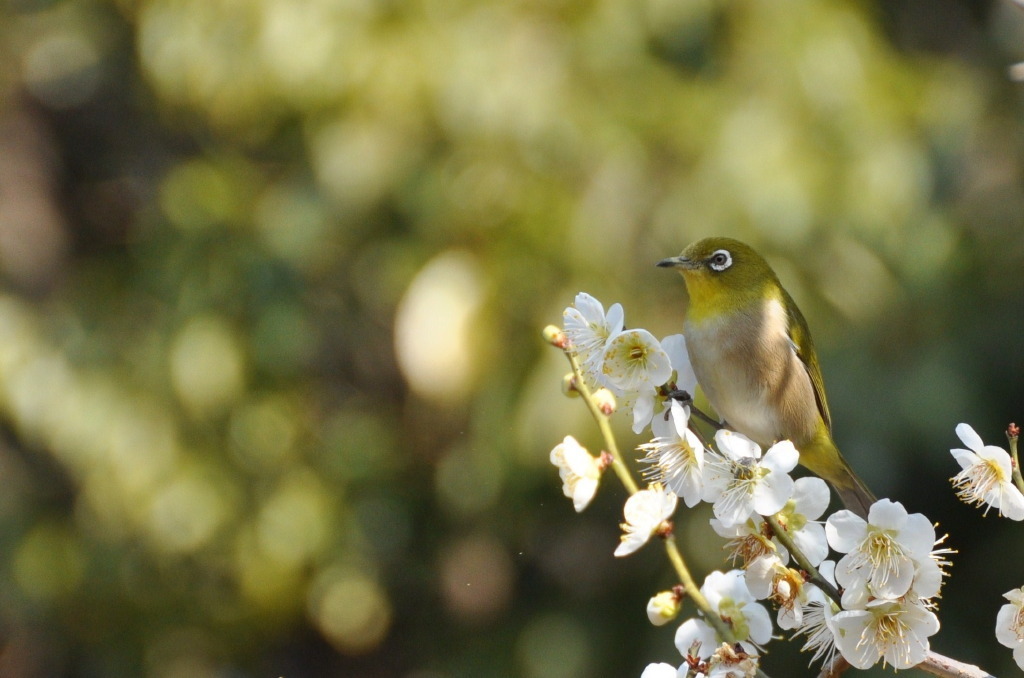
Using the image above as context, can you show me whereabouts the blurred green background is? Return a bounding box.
[1,0,1023,676]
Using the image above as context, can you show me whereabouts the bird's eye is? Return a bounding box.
[708,249,732,272]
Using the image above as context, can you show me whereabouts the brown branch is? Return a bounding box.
[817,651,993,678]
[917,652,996,678]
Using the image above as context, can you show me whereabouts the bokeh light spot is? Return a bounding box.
[309,118,415,208]
[234,526,303,611]
[147,469,229,553]
[159,160,241,231]
[439,533,514,623]
[394,250,483,403]
[256,469,331,566]
[170,315,245,418]
[308,567,392,655]
[21,28,101,108]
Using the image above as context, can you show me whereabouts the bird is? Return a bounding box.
[657,236,875,517]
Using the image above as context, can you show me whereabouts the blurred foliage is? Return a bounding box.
[0,0,1024,676]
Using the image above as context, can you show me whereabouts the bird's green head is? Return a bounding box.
[657,237,781,321]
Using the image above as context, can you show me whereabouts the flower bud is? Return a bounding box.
[561,373,581,398]
[592,387,617,416]
[646,590,681,626]
[542,324,567,348]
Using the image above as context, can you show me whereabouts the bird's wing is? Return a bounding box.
[782,289,832,433]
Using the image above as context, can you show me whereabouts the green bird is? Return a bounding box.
[658,237,874,517]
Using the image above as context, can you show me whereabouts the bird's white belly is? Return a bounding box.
[684,303,802,447]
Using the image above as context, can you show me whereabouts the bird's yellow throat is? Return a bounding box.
[677,270,754,325]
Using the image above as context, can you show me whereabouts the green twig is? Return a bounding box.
[1007,424,1024,495]
[562,350,637,494]
[663,535,731,639]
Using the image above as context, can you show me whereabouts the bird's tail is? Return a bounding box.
[831,468,876,518]
[800,436,875,518]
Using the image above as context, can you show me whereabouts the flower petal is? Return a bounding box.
[571,477,599,512]
[899,512,937,560]
[792,477,831,521]
[950,448,980,471]
[640,663,679,678]
[675,618,718,659]
[605,302,624,336]
[825,510,867,553]
[762,440,799,473]
[631,391,657,434]
[752,471,794,517]
[978,445,1014,476]
[714,429,761,461]
[660,334,697,395]
[791,522,829,568]
[744,599,775,645]
[996,602,1023,648]
[666,399,690,437]
[832,610,880,669]
[955,423,984,453]
[866,498,907,532]
[1000,485,1024,521]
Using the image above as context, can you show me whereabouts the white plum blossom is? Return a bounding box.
[561,295,693,435]
[950,423,1024,520]
[602,329,672,391]
[705,643,760,678]
[702,431,798,528]
[826,499,936,601]
[711,516,788,567]
[639,400,705,507]
[550,435,603,512]
[615,484,678,557]
[562,292,623,383]
[824,500,949,670]
[841,547,948,612]
[745,554,803,611]
[602,329,673,433]
[675,570,772,659]
[745,554,834,638]
[831,598,939,670]
[996,586,1024,670]
[773,476,831,568]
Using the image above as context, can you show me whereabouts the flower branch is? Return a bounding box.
[544,293,1016,677]
[1007,422,1024,496]
[562,348,638,494]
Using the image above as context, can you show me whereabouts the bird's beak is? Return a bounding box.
[656,255,695,270]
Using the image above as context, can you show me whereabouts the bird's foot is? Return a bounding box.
[663,389,724,430]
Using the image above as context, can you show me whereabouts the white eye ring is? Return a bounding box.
[708,249,732,272]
